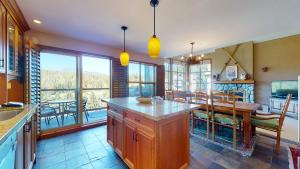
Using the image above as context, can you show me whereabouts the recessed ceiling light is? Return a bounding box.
[33,19,42,24]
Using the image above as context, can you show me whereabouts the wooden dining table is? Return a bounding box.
[191,100,260,148]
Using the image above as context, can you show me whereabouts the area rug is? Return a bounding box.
[288,146,300,169]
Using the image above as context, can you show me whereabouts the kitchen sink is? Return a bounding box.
[0,110,22,121]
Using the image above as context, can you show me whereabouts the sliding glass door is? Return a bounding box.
[82,55,111,124]
[40,52,79,131]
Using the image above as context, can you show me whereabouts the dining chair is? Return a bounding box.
[192,91,210,139]
[83,98,89,122]
[211,92,242,149]
[40,102,60,126]
[173,90,186,101]
[165,90,174,100]
[228,90,247,102]
[251,94,291,153]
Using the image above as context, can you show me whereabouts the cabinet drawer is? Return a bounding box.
[124,111,154,130]
[108,105,123,115]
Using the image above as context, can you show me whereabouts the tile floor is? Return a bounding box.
[34,126,296,169]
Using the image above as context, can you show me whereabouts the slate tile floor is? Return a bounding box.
[34,126,295,169]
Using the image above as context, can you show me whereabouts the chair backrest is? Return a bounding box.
[165,90,174,100]
[211,92,236,120]
[173,90,186,100]
[173,97,186,103]
[194,91,209,112]
[228,90,246,102]
[278,94,292,129]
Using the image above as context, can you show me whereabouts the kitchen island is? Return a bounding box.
[102,97,201,169]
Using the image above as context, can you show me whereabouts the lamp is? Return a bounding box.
[190,42,195,57]
[148,0,160,58]
[120,26,129,66]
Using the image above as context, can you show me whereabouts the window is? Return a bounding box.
[40,52,78,130]
[82,55,111,123]
[164,60,171,90]
[189,60,211,92]
[172,62,186,91]
[129,62,156,97]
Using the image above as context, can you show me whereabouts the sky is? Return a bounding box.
[40,52,110,75]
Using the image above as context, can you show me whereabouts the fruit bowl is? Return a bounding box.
[136,97,152,104]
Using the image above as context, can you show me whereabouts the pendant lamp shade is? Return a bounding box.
[120,52,129,66]
[148,35,160,58]
[120,26,129,66]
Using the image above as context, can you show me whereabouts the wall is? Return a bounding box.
[25,30,164,65]
[203,41,253,81]
[254,34,300,105]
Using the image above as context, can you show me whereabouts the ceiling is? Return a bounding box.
[16,0,300,57]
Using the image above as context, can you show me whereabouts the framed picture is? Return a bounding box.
[226,65,237,80]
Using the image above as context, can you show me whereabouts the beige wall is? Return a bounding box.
[200,41,253,81]
[25,30,164,65]
[254,34,300,105]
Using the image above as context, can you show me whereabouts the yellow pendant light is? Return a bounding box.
[148,0,160,58]
[120,26,129,66]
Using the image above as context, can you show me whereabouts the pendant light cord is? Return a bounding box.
[154,6,156,36]
[123,29,126,52]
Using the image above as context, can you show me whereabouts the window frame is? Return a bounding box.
[128,61,157,97]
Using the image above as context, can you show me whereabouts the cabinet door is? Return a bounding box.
[15,124,24,169]
[136,129,155,169]
[107,113,114,146]
[0,2,5,72]
[123,121,136,169]
[24,119,32,169]
[114,115,123,157]
[7,15,16,73]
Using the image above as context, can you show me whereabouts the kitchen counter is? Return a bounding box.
[104,97,201,169]
[0,104,38,144]
[102,97,200,121]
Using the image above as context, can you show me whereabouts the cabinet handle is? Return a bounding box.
[25,122,32,132]
[135,133,138,142]
[134,118,141,123]
[132,132,135,141]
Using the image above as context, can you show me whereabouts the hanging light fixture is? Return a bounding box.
[120,26,129,66]
[148,0,160,58]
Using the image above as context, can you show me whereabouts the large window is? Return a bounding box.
[172,62,186,91]
[82,55,111,123]
[40,52,78,130]
[189,60,212,92]
[129,62,156,97]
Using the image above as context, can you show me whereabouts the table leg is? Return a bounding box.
[243,113,251,148]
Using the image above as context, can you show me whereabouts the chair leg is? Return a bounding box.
[275,130,281,153]
[85,111,89,122]
[233,125,237,149]
[206,119,210,139]
[191,113,195,134]
[55,115,60,126]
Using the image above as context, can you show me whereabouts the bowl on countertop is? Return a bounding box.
[136,97,152,104]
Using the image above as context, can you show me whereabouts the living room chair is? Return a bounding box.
[251,94,291,153]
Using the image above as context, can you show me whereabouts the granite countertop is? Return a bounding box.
[0,104,37,144]
[102,97,201,121]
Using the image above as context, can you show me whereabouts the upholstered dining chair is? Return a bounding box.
[251,94,291,153]
[192,91,210,139]
[211,92,243,149]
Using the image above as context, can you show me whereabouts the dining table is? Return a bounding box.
[191,99,260,148]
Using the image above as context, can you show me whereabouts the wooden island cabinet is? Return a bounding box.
[103,97,200,169]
